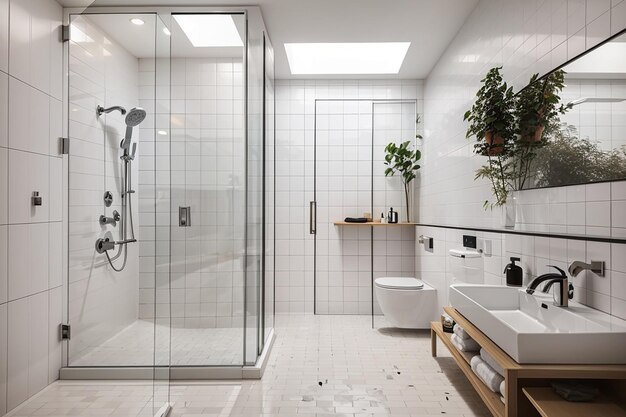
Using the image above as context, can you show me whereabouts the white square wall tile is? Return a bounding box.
[7,298,28,411]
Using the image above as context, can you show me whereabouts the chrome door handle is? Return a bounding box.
[179,206,191,227]
[309,201,316,235]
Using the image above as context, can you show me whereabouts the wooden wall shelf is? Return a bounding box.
[431,306,626,417]
[334,221,417,226]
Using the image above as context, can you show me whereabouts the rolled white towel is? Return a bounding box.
[480,347,505,377]
[451,333,480,352]
[453,323,471,340]
[470,355,505,393]
[499,380,506,397]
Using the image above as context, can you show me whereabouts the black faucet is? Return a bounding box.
[526,265,571,307]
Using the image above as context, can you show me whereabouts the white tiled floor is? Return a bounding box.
[70,320,243,367]
[16,314,488,417]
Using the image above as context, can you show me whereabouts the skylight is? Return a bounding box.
[284,42,410,75]
[172,14,243,47]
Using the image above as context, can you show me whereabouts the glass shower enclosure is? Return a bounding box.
[63,5,275,389]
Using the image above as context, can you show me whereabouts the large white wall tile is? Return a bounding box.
[8,0,30,84]
[0,225,6,304]
[0,147,7,224]
[7,298,29,411]
[8,77,50,156]
[0,71,7,148]
[28,291,48,398]
[0,0,7,73]
[47,286,62,383]
[8,223,49,301]
[0,303,6,415]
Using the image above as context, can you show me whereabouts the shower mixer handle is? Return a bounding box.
[99,210,120,226]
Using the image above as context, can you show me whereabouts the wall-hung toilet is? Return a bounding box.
[374,277,437,329]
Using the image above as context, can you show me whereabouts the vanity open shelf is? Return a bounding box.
[431,306,626,417]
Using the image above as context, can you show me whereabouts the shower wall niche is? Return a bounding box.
[65,7,275,375]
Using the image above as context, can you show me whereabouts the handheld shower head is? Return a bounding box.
[121,107,146,152]
[125,107,146,127]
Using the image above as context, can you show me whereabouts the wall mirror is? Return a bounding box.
[523,30,626,189]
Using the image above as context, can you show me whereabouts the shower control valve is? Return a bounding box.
[99,210,120,226]
[31,191,42,206]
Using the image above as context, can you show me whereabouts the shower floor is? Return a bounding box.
[70,320,244,367]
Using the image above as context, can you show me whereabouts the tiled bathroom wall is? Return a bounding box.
[66,16,141,364]
[417,0,626,320]
[420,0,626,229]
[137,57,246,329]
[274,80,423,313]
[0,0,63,413]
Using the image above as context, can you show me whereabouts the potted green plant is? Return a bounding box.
[384,139,421,223]
[510,70,572,191]
[464,67,517,156]
[464,67,517,218]
[516,70,570,144]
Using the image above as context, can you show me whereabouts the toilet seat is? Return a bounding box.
[375,277,424,290]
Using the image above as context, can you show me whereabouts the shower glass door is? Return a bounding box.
[66,8,172,415]
[313,100,417,316]
[168,13,246,366]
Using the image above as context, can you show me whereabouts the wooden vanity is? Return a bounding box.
[431,306,626,417]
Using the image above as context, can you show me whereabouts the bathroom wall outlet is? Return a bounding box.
[463,235,476,249]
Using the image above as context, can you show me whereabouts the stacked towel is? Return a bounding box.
[480,348,505,376]
[470,356,504,393]
[453,324,471,340]
[499,380,506,397]
[451,333,480,352]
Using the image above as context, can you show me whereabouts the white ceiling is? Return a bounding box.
[59,0,479,79]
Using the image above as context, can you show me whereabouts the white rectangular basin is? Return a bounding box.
[449,284,626,364]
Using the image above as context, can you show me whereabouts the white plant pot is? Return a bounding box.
[499,197,516,229]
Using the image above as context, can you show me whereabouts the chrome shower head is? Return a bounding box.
[125,107,146,127]
[121,107,146,152]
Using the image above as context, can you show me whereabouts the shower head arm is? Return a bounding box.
[97,105,127,116]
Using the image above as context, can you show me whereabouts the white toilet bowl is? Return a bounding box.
[374,277,437,329]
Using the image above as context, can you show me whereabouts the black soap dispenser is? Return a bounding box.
[504,257,523,287]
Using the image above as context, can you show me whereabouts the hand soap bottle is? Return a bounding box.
[504,257,523,287]
[387,207,398,224]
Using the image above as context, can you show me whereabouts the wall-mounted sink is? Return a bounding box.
[449,284,626,364]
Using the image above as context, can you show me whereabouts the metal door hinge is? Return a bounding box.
[62,25,70,42]
[60,324,71,340]
[61,137,69,154]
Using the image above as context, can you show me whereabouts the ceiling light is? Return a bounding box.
[173,14,243,47]
[157,130,168,136]
[284,42,410,75]
[163,27,171,36]
[130,18,145,26]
